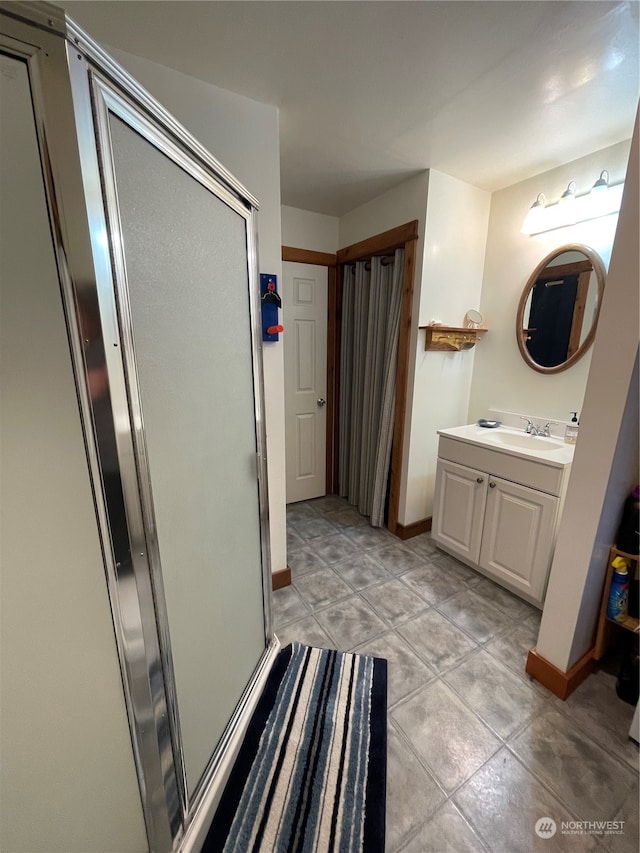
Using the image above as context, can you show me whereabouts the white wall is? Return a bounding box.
[335,171,491,527]
[110,48,288,574]
[1,56,146,852]
[468,140,631,426]
[402,171,491,524]
[281,205,339,254]
[537,116,639,671]
[338,172,429,250]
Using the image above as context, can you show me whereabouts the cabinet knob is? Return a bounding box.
[489,481,496,488]
[476,477,483,484]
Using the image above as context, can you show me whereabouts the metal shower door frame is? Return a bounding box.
[0,5,276,851]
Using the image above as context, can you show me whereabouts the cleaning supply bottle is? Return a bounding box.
[607,556,630,621]
[564,412,579,444]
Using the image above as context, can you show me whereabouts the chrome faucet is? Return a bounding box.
[520,417,558,437]
[520,417,535,434]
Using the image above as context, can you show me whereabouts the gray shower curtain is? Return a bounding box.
[338,248,404,527]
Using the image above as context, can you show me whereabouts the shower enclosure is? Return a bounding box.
[0,4,275,851]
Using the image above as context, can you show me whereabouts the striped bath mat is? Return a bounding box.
[203,642,387,852]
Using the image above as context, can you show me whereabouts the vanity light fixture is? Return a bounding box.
[522,171,624,235]
[521,193,546,235]
[591,169,609,193]
[588,169,618,218]
[554,181,577,228]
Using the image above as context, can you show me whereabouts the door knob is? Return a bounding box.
[317,398,326,407]
[489,482,496,488]
[476,477,483,484]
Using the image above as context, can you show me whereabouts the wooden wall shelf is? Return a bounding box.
[594,545,639,661]
[420,325,488,351]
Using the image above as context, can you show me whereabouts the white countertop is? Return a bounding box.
[437,423,575,468]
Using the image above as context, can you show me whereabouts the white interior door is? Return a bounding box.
[282,261,328,503]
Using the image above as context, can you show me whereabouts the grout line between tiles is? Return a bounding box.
[389,697,503,849]
[286,497,637,853]
[501,741,606,825]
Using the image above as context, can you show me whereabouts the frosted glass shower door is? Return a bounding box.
[105,110,267,797]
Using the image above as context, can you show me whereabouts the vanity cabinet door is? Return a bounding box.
[432,459,487,564]
[479,476,558,602]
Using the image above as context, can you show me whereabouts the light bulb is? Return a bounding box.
[521,193,546,235]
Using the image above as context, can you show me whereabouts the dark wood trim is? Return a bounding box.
[567,269,591,358]
[336,221,419,265]
[536,259,593,279]
[525,646,595,700]
[395,517,432,540]
[387,237,418,536]
[271,567,292,591]
[282,246,337,267]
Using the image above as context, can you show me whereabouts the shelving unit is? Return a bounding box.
[594,545,639,660]
[420,325,488,351]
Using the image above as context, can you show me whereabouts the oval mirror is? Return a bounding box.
[516,244,605,374]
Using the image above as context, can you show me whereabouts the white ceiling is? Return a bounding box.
[62,1,639,216]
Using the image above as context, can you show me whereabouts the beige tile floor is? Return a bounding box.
[273,496,639,853]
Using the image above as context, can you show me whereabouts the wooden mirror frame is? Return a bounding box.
[516,243,606,374]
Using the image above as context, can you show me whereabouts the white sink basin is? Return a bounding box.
[492,432,564,453]
[437,423,574,466]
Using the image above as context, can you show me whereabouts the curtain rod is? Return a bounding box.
[348,254,396,270]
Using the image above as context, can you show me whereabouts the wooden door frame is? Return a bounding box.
[335,221,418,535]
[282,219,418,537]
[281,247,337,497]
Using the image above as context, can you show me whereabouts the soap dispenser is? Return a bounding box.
[565,412,579,445]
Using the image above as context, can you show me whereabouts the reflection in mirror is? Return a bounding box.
[517,244,605,374]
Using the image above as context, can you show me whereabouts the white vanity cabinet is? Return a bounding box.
[432,429,573,607]
[432,459,488,564]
